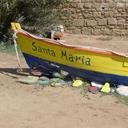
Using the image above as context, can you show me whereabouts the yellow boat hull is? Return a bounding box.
[16,30,128,85]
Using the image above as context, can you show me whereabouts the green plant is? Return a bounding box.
[0,40,21,54]
[80,81,90,98]
[0,0,68,36]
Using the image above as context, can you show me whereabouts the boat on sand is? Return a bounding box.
[11,23,128,85]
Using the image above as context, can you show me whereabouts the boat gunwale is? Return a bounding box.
[16,30,127,58]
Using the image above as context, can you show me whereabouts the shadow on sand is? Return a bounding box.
[0,68,30,78]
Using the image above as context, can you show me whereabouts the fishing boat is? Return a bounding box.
[11,23,128,85]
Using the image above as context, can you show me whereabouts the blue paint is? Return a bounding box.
[23,53,128,85]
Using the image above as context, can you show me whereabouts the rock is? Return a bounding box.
[117,2,125,8]
[83,3,92,9]
[39,76,49,81]
[29,68,42,76]
[73,19,85,27]
[116,85,128,96]
[108,18,117,25]
[58,0,127,36]
[91,81,103,89]
[92,29,102,35]
[97,19,107,26]
[50,78,61,83]
[38,80,50,86]
[104,11,114,17]
[72,28,82,34]
[72,80,84,88]
[86,20,97,27]
[82,27,92,35]
[88,86,99,94]
[77,3,84,8]
[67,81,73,86]
[60,70,69,78]
[102,28,112,35]
[101,83,111,93]
[52,72,64,79]
[18,76,39,84]
[117,19,125,25]
[50,79,66,87]
[83,12,93,18]
[93,12,102,18]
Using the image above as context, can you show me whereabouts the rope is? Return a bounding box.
[13,32,22,72]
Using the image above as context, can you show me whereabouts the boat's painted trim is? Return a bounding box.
[23,53,128,85]
[17,30,126,57]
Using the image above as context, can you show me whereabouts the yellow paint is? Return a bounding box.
[17,32,128,77]
[11,22,21,30]
[101,83,111,93]
[72,80,83,87]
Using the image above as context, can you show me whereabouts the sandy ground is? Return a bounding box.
[0,35,128,128]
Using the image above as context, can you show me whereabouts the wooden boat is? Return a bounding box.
[12,23,128,85]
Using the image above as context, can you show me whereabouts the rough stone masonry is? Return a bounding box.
[59,0,128,36]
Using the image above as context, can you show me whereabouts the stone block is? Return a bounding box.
[116,24,125,29]
[113,29,120,36]
[73,19,85,27]
[102,28,112,35]
[95,0,104,3]
[77,13,84,19]
[98,19,107,26]
[70,3,77,8]
[92,29,102,35]
[77,3,84,8]
[64,20,73,27]
[72,28,82,34]
[86,20,97,27]
[92,3,101,11]
[82,27,92,35]
[108,25,115,29]
[71,14,77,19]
[65,26,78,34]
[93,12,102,18]
[60,0,128,36]
[116,2,125,8]
[124,24,128,29]
[117,19,126,25]
[108,18,117,25]
[84,3,92,9]
[73,0,81,2]
[70,9,76,14]
[104,11,114,17]
[115,13,122,18]
[81,0,94,2]
[113,29,127,36]
[83,12,93,18]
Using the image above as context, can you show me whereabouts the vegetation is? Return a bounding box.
[0,0,68,43]
[0,40,20,54]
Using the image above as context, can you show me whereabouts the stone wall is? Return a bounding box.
[59,0,128,36]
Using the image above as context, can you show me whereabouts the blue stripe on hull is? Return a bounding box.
[23,53,128,85]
